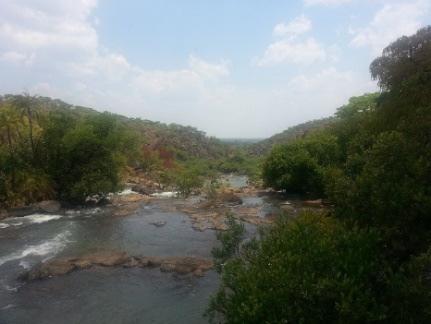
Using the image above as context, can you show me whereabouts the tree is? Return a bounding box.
[262,131,339,197]
[217,26,431,324]
[173,167,204,197]
[328,27,431,261]
[11,94,41,160]
[40,111,131,203]
[211,214,245,273]
[207,212,431,324]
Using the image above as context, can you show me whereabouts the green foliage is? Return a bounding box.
[262,27,431,260]
[263,143,322,195]
[327,28,431,261]
[262,131,339,196]
[203,178,221,201]
[152,156,218,196]
[172,167,204,197]
[0,97,139,206]
[207,212,431,324]
[370,26,431,99]
[211,214,245,273]
[213,27,431,323]
[0,93,242,207]
[36,112,133,203]
[249,118,335,156]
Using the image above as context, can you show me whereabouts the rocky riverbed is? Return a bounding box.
[0,175,324,324]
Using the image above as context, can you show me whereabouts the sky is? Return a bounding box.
[0,0,430,138]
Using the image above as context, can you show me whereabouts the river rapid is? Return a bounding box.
[0,175,273,324]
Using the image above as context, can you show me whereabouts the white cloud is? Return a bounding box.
[188,55,229,79]
[257,38,326,66]
[288,67,352,92]
[0,51,35,66]
[350,0,430,54]
[273,15,312,38]
[304,0,352,6]
[0,0,383,138]
[0,1,98,52]
[270,67,377,127]
[257,15,327,67]
[0,0,231,130]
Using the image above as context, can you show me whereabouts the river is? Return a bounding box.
[0,175,274,324]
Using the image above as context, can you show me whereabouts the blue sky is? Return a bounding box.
[1,0,430,137]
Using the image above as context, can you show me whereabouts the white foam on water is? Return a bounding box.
[0,230,72,267]
[117,188,138,195]
[65,209,80,216]
[0,214,62,228]
[5,286,18,292]
[84,207,102,215]
[22,214,62,224]
[151,191,178,198]
[66,207,101,218]
[0,279,19,292]
[19,260,31,269]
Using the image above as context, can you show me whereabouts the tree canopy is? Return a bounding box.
[210,26,431,323]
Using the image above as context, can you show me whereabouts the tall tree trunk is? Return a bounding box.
[27,107,35,159]
[6,125,16,188]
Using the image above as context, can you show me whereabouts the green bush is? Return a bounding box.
[207,212,431,324]
[211,214,245,273]
[263,143,323,195]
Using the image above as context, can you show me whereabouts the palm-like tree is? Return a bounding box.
[11,94,40,160]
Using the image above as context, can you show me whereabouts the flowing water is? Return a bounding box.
[0,176,273,324]
[0,205,219,324]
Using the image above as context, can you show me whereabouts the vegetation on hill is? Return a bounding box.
[0,95,238,207]
[208,26,431,323]
[248,117,334,156]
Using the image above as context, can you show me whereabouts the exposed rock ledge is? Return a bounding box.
[20,251,213,281]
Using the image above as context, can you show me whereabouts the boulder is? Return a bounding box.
[281,204,295,212]
[0,209,8,220]
[21,259,77,281]
[83,251,129,266]
[149,220,166,227]
[159,257,213,275]
[111,194,148,205]
[36,200,61,213]
[21,252,213,281]
[303,199,323,207]
[219,192,242,205]
[131,184,152,195]
[112,203,141,217]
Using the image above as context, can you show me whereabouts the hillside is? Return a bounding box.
[249,117,335,156]
[0,94,229,161]
[0,94,234,207]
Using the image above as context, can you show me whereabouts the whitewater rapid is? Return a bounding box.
[0,230,72,267]
[0,214,62,229]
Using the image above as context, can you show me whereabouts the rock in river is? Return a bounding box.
[21,251,213,280]
[35,200,62,213]
[218,192,242,205]
[149,220,167,227]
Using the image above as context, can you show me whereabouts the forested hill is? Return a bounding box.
[248,117,334,156]
[0,94,228,161]
[0,94,233,207]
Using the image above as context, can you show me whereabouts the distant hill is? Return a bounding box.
[0,94,229,161]
[248,117,335,156]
